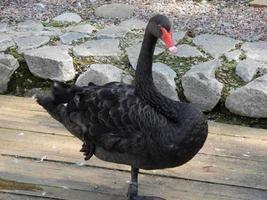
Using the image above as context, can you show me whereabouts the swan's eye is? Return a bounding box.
[160,27,177,53]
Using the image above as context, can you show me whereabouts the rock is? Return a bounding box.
[35,3,46,10]
[14,35,50,52]
[182,60,223,111]
[225,74,267,118]
[66,23,96,34]
[224,49,242,61]
[175,44,203,57]
[76,64,133,86]
[235,58,262,82]
[242,41,267,63]
[249,0,267,7]
[17,20,44,32]
[41,27,62,37]
[59,32,88,44]
[173,31,186,43]
[53,12,82,24]
[24,88,49,97]
[119,18,146,30]
[258,64,267,75]
[73,39,121,57]
[0,53,19,93]
[24,46,75,81]
[0,33,15,51]
[0,23,8,32]
[152,63,178,101]
[96,25,129,39]
[126,42,164,69]
[193,34,240,58]
[95,4,134,19]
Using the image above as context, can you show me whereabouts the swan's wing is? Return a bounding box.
[76,83,168,154]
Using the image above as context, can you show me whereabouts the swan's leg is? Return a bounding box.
[127,167,166,200]
[127,167,139,200]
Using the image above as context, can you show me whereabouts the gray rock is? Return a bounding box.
[53,12,82,24]
[0,23,8,32]
[76,64,133,86]
[119,18,146,30]
[224,49,242,61]
[41,27,62,37]
[126,42,164,69]
[235,58,262,82]
[24,88,49,98]
[0,53,19,93]
[193,34,240,58]
[24,46,75,81]
[35,3,46,10]
[173,31,186,43]
[225,74,267,118]
[73,39,121,57]
[17,20,44,32]
[242,41,267,63]
[258,63,267,75]
[0,33,15,51]
[152,63,178,101]
[59,32,88,44]
[66,23,96,34]
[182,60,223,111]
[14,35,50,52]
[175,44,203,57]
[95,4,134,19]
[96,25,128,39]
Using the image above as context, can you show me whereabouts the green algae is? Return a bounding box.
[215,58,246,101]
[0,178,42,191]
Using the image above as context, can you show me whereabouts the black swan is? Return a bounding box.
[37,15,208,200]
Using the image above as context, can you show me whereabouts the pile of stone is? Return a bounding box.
[0,4,266,118]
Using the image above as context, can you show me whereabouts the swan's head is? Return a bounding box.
[148,15,177,53]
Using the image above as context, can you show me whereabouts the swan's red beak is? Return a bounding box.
[160,27,177,53]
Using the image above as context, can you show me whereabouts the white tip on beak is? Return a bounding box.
[168,46,177,54]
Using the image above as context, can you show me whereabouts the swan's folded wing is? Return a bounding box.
[77,83,168,154]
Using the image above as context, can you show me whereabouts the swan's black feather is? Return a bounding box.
[73,82,168,155]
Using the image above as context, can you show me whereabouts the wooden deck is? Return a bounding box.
[0,95,266,200]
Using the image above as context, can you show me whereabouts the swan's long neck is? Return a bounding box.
[135,30,180,122]
[135,31,156,85]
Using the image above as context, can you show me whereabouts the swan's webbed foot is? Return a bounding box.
[80,142,95,160]
[127,167,165,200]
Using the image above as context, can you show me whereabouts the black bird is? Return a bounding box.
[37,15,208,200]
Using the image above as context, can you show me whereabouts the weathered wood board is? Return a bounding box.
[0,95,266,200]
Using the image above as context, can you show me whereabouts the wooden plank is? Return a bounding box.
[0,128,266,191]
[208,121,267,140]
[1,94,267,137]
[1,104,267,140]
[0,95,43,112]
[0,109,67,136]
[0,192,56,200]
[1,156,266,200]
[0,183,124,200]
[0,126,266,163]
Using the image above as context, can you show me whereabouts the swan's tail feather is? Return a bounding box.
[36,95,66,123]
[36,82,86,141]
[52,82,82,104]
